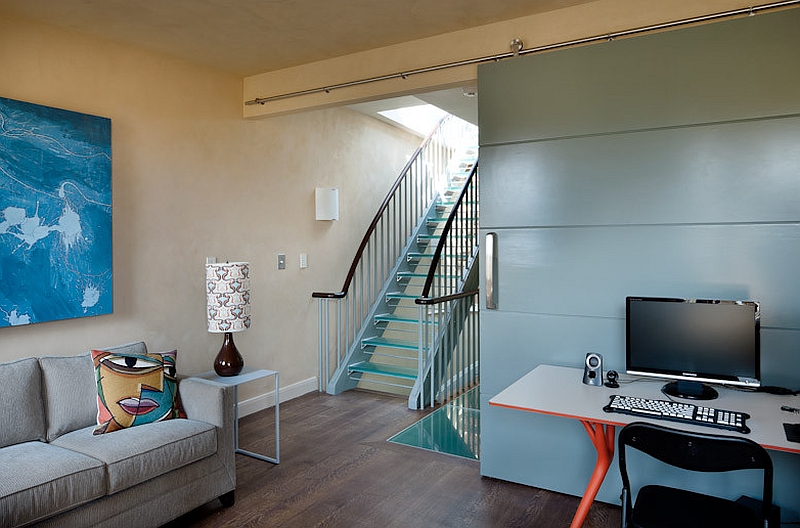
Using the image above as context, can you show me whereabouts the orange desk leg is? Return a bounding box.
[569,421,616,528]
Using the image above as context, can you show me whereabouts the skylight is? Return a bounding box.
[378,104,448,137]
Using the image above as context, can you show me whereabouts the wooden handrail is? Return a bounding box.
[416,161,479,302]
[312,116,446,300]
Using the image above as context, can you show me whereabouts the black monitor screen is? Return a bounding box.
[626,297,760,390]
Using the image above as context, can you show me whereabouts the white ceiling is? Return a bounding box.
[0,0,598,77]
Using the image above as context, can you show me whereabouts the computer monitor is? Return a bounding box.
[626,296,761,400]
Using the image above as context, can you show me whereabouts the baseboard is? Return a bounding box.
[237,376,318,417]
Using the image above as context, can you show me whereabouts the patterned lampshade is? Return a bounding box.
[206,262,251,333]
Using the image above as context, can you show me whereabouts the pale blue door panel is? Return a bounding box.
[481,225,800,328]
[480,310,624,397]
[478,7,800,518]
[480,395,624,503]
[480,313,800,398]
[761,329,800,390]
[478,9,800,145]
[480,116,800,229]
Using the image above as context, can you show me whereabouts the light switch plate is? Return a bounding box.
[300,253,308,269]
[277,254,286,270]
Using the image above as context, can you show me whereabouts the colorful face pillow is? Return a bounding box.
[92,349,181,435]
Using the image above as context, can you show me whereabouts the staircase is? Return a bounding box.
[313,115,479,409]
[350,155,475,397]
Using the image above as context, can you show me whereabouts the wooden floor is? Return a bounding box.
[165,390,621,528]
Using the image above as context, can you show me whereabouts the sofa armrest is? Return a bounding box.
[178,377,236,488]
[179,377,234,428]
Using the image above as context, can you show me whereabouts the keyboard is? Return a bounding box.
[603,394,751,434]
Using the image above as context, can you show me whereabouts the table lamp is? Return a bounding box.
[206,261,251,376]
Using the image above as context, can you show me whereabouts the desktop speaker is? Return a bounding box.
[582,353,603,386]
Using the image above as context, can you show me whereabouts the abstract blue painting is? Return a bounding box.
[0,97,112,327]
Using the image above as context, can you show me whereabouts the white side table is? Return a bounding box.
[197,368,280,464]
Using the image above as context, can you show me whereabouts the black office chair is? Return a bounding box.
[618,421,775,528]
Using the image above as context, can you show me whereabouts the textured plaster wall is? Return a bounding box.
[0,13,420,405]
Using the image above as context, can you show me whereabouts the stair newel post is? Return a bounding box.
[473,296,477,388]
[325,298,332,388]
[428,304,435,409]
[318,298,326,392]
[417,303,425,409]
[455,299,462,397]
[445,299,453,402]
[343,295,350,365]
[336,298,342,372]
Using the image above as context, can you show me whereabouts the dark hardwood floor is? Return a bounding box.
[165,390,621,528]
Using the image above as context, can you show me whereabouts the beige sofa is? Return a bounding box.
[0,342,236,528]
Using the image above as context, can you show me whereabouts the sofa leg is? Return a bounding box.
[219,490,235,507]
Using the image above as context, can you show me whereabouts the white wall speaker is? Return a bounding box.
[315,187,339,221]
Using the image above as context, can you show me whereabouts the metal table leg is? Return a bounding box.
[570,421,615,528]
[233,373,280,464]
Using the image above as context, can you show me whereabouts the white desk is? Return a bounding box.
[489,365,800,527]
[198,368,280,464]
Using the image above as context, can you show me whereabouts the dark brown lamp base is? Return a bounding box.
[214,332,244,376]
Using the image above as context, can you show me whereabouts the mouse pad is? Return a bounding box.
[783,423,800,443]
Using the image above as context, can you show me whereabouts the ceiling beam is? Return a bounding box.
[243,0,765,119]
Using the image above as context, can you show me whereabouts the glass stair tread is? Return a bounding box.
[397,272,429,279]
[397,272,457,280]
[408,252,468,261]
[374,313,438,325]
[361,336,420,350]
[349,361,418,380]
[437,200,476,207]
[427,217,477,223]
[419,234,471,241]
[417,235,473,243]
[386,292,421,300]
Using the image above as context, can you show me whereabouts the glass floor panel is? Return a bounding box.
[388,386,480,460]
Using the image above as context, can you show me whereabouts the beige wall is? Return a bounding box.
[0,13,420,404]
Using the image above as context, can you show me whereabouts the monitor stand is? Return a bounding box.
[662,380,718,400]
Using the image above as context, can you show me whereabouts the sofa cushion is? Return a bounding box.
[51,419,217,495]
[0,441,106,527]
[39,353,97,441]
[91,348,182,434]
[102,340,148,356]
[0,357,45,448]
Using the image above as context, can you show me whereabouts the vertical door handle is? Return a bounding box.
[486,232,498,309]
